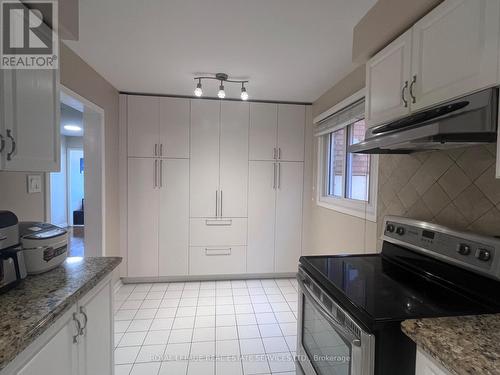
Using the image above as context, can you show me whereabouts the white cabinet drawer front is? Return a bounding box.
[189,218,247,246]
[416,347,451,375]
[189,246,246,275]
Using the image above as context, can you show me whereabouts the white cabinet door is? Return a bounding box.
[275,162,303,273]
[249,103,277,161]
[411,0,500,111]
[16,309,78,375]
[4,69,60,171]
[220,101,249,218]
[190,100,220,218]
[159,97,190,159]
[277,105,305,161]
[159,159,189,276]
[127,95,159,158]
[415,347,451,375]
[77,280,113,375]
[127,158,159,277]
[247,161,276,273]
[365,30,412,127]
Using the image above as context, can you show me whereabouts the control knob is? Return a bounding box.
[476,249,491,262]
[386,224,395,233]
[396,227,405,236]
[457,244,471,256]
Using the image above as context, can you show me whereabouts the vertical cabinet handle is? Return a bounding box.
[215,190,218,217]
[401,81,409,108]
[159,160,163,188]
[409,75,417,104]
[273,147,277,160]
[277,163,281,189]
[273,163,277,190]
[154,160,158,188]
[154,143,158,157]
[220,190,223,217]
[160,144,163,157]
[278,147,281,160]
[6,129,15,161]
[0,134,4,154]
[72,313,82,344]
[79,307,88,336]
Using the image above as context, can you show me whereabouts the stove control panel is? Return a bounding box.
[383,216,500,281]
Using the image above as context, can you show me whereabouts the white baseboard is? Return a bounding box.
[113,278,123,293]
[121,272,297,284]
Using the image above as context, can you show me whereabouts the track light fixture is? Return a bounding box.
[194,73,249,100]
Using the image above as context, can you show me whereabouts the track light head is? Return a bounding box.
[240,85,249,101]
[194,79,203,97]
[218,82,226,99]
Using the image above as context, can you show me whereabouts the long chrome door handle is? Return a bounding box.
[273,163,277,190]
[154,160,158,188]
[0,134,5,153]
[273,147,277,160]
[154,143,158,157]
[215,190,218,217]
[278,147,281,160]
[159,159,163,188]
[220,190,223,217]
[277,163,281,189]
[160,143,163,157]
[6,129,15,161]
[409,75,417,104]
[401,81,409,108]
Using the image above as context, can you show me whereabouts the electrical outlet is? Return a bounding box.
[27,175,42,194]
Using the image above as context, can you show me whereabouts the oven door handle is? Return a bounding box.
[298,278,361,347]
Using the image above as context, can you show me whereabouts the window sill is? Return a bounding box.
[316,196,377,222]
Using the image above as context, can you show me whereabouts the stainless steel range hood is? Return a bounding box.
[349,88,498,154]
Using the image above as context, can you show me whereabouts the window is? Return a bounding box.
[315,92,378,221]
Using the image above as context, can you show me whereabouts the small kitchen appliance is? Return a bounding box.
[0,211,27,292]
[19,222,68,275]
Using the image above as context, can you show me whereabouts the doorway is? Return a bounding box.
[46,87,106,257]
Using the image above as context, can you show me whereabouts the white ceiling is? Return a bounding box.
[65,0,376,102]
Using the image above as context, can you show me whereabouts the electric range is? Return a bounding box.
[297,216,500,375]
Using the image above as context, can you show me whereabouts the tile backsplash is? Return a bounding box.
[377,144,500,247]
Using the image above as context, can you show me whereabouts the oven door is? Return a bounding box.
[297,270,374,375]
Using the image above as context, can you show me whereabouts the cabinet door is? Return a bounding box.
[127,95,159,158]
[415,347,451,375]
[159,159,189,276]
[247,161,276,273]
[249,103,277,161]
[275,162,303,273]
[190,100,220,218]
[365,30,412,127]
[220,101,249,217]
[127,158,159,277]
[411,0,500,111]
[16,309,78,375]
[277,105,305,161]
[4,69,60,171]
[159,97,190,158]
[78,280,113,375]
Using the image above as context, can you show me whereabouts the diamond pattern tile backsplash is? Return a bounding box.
[377,144,500,248]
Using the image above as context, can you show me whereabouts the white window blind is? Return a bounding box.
[314,99,365,137]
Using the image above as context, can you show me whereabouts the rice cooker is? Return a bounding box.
[19,222,68,274]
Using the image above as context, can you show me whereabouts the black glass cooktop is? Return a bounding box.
[299,250,499,330]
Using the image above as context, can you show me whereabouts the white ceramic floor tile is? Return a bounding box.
[267,294,285,303]
[200,281,216,290]
[128,292,148,300]
[177,306,197,317]
[199,289,216,297]
[275,311,296,323]
[169,329,193,344]
[182,290,200,298]
[114,346,141,365]
[216,326,238,341]
[160,299,180,308]
[279,323,297,336]
[115,364,133,375]
[237,325,260,339]
[241,356,270,374]
[190,341,215,357]
[192,327,215,342]
[216,289,233,297]
[234,304,253,314]
[258,324,282,338]
[196,306,216,316]
[130,362,161,375]
[180,298,198,307]
[250,295,268,304]
[164,343,191,361]
[262,337,288,353]
[184,282,201,290]
[168,283,185,291]
[195,315,216,328]
[239,338,265,355]
[121,300,143,310]
[134,309,158,320]
[173,316,196,329]
[231,280,247,288]
[255,313,276,325]
[156,308,177,318]
[150,318,174,331]
[266,352,295,373]
[144,330,170,345]
[216,281,232,289]
[187,359,215,375]
[216,296,233,305]
[232,289,249,296]
[248,288,266,296]
[233,296,251,305]
[216,358,243,375]
[252,304,272,313]
[135,344,166,363]
[198,297,216,306]
[158,360,188,375]
[118,332,147,347]
[115,333,125,348]
[115,320,132,333]
[263,287,281,295]
[141,300,161,309]
[146,291,165,300]
[216,305,235,315]
[127,319,153,332]
[285,336,297,353]
[216,315,236,327]
[236,314,257,326]
[134,284,153,292]
[115,309,138,321]
[150,283,169,292]
[164,291,183,299]
[270,302,291,312]
[215,340,240,358]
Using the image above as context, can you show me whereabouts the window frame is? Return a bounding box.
[315,91,378,222]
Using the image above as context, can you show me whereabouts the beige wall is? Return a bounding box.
[304,66,378,255]
[0,43,120,258]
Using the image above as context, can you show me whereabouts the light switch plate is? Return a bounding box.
[27,175,42,193]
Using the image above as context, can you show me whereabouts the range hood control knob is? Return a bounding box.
[386,224,395,233]
[396,227,405,236]
[457,244,471,256]
[476,249,491,262]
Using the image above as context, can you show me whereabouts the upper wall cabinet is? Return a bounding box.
[249,103,305,162]
[1,69,60,172]
[127,96,189,158]
[365,0,500,127]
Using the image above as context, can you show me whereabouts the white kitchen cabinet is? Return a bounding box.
[190,99,220,218]
[15,308,78,375]
[189,246,246,275]
[249,103,305,162]
[220,101,249,217]
[127,95,190,158]
[247,161,277,273]
[365,30,412,127]
[76,280,113,375]
[411,0,500,111]
[415,347,451,375]
[159,159,189,276]
[1,69,60,172]
[365,0,500,127]
[127,157,159,277]
[159,97,190,158]
[277,104,305,162]
[190,218,247,247]
[247,161,303,274]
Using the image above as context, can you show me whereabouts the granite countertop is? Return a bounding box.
[402,314,500,375]
[0,256,121,372]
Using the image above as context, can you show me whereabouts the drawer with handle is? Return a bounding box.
[189,246,246,275]
[189,218,247,247]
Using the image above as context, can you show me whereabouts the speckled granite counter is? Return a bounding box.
[402,314,500,375]
[0,256,121,372]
